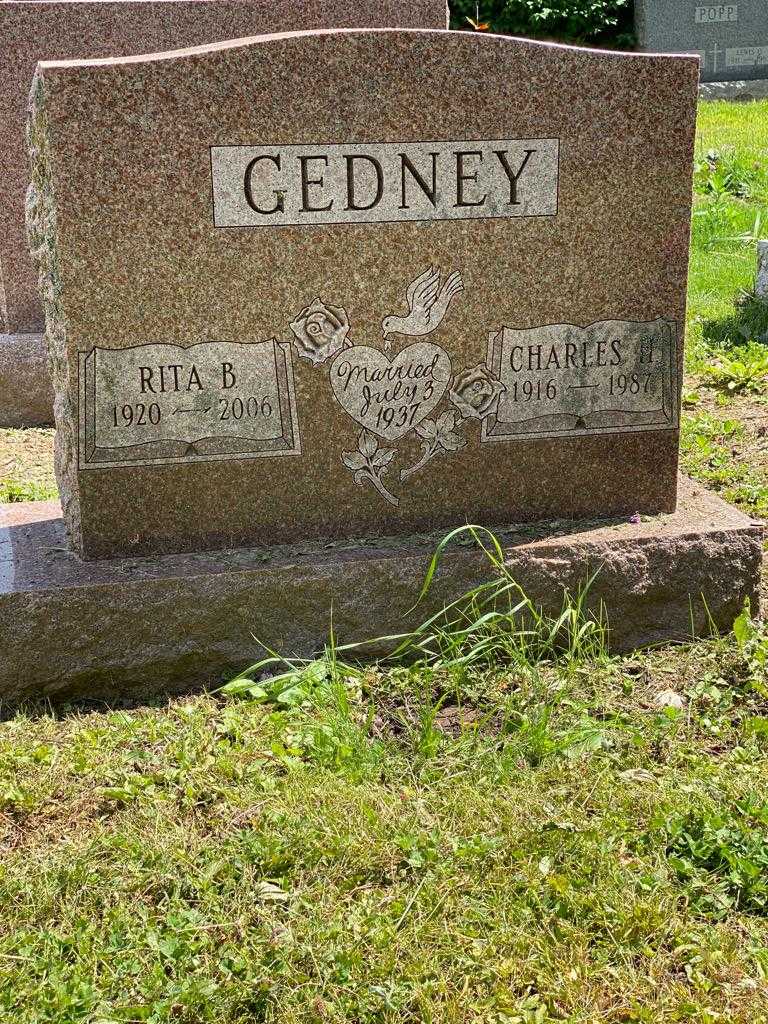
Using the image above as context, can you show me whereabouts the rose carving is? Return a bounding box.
[449,362,506,420]
[289,298,350,365]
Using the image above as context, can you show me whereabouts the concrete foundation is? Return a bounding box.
[0,333,53,427]
[699,79,768,102]
[0,476,763,705]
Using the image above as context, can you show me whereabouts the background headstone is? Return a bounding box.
[0,0,448,337]
[757,240,768,301]
[635,1,768,82]
[28,29,698,559]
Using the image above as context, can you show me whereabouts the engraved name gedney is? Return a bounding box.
[78,271,677,498]
[211,138,559,228]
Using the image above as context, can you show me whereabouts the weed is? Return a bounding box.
[680,412,768,518]
[704,340,768,394]
[223,526,608,716]
[693,147,767,202]
[0,477,57,503]
[733,600,768,686]
[691,194,742,252]
[659,798,768,918]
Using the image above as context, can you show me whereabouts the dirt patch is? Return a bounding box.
[682,385,768,522]
[689,385,768,425]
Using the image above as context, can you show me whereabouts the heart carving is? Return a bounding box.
[329,343,452,441]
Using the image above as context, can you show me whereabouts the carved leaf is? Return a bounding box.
[372,448,396,469]
[436,409,457,434]
[359,429,378,458]
[415,418,438,440]
[343,450,368,472]
[440,430,466,452]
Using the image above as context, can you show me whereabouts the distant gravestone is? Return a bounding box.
[27,29,699,560]
[757,240,768,300]
[635,1,768,82]
[0,1,448,339]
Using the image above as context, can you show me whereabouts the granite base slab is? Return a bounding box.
[699,79,768,102]
[0,333,53,426]
[0,477,763,705]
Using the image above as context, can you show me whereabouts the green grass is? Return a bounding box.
[686,101,768,370]
[695,101,768,171]
[2,606,768,1023]
[1,100,768,1023]
[680,413,768,519]
[0,426,57,503]
[681,101,768,520]
[0,477,57,502]
[1,528,768,1022]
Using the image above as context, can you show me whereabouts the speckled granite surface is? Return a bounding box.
[28,29,699,559]
[0,1,448,335]
[0,332,52,426]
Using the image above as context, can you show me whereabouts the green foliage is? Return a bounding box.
[689,197,763,254]
[686,101,768,395]
[399,524,608,668]
[694,148,768,203]
[704,341,768,394]
[0,477,58,502]
[222,526,608,709]
[222,658,331,706]
[449,0,634,46]
[680,412,768,518]
[732,600,768,686]
[6,622,768,1020]
[660,798,768,919]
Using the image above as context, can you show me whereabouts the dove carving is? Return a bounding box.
[381,266,464,351]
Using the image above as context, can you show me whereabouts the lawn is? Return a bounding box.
[682,100,768,520]
[1,101,768,1023]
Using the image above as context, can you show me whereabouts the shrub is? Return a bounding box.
[449,0,635,48]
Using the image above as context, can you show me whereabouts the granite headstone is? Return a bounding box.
[636,1,768,82]
[0,0,448,337]
[27,29,699,559]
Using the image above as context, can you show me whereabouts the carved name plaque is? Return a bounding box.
[210,139,560,227]
[726,45,768,67]
[482,318,677,442]
[78,340,300,468]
